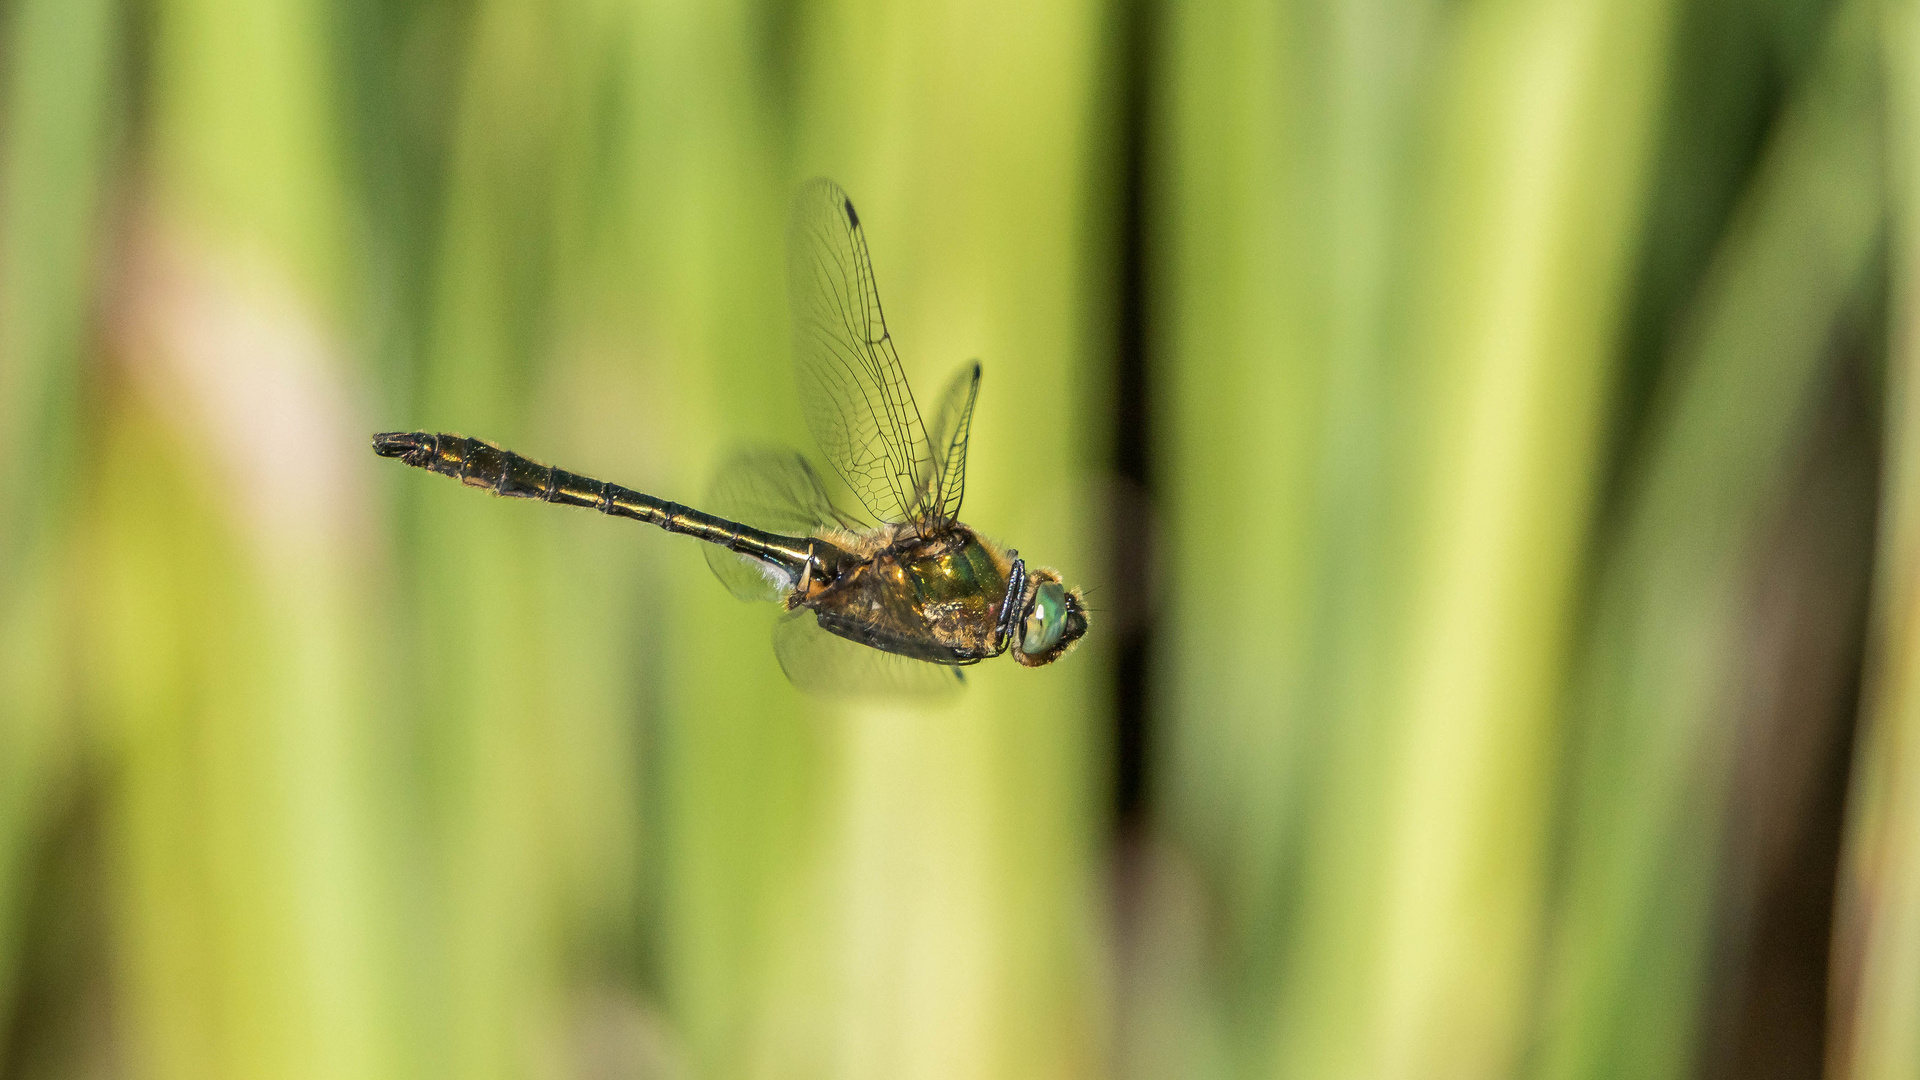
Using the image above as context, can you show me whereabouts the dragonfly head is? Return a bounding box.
[1012,566,1088,667]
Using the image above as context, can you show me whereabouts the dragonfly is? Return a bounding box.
[373,178,1087,695]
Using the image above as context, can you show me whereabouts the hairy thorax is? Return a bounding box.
[794,522,1015,664]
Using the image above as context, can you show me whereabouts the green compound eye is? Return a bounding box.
[1021,582,1068,656]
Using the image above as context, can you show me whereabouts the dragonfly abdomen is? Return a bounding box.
[372,431,829,575]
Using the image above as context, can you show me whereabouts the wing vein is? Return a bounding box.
[787,179,937,524]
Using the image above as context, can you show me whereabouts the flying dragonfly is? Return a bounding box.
[373,178,1087,695]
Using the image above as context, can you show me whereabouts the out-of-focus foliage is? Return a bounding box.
[0,0,1913,1078]
[1831,0,1920,1074]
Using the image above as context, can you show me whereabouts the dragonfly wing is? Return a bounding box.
[915,360,980,526]
[787,178,932,524]
[705,547,790,603]
[772,608,966,700]
[706,445,853,533]
[702,447,850,603]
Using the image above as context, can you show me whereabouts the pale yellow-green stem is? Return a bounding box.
[1825,0,1920,1073]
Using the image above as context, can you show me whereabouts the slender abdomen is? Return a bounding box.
[371,431,833,576]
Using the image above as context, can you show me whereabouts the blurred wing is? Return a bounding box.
[772,608,966,700]
[915,361,980,526]
[705,548,789,603]
[701,447,851,603]
[787,178,932,524]
[706,445,855,533]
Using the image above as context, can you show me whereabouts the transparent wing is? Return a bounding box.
[915,361,980,526]
[705,548,789,603]
[701,447,852,603]
[788,178,932,524]
[772,608,966,700]
[706,445,857,533]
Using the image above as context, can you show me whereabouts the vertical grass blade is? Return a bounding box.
[1149,0,1673,1074]
[1372,0,1675,1073]
[95,0,388,1077]
[0,0,121,1053]
[1826,0,1920,1073]
[782,2,1113,1077]
[1539,2,1884,1075]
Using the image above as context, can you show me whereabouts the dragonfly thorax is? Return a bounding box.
[790,523,1015,664]
[783,522,1086,670]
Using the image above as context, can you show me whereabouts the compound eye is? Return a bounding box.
[1020,582,1068,656]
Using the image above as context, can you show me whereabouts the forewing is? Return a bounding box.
[701,447,847,603]
[787,178,932,524]
[915,361,980,526]
[772,608,966,700]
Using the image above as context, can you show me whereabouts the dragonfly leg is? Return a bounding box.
[994,558,1028,653]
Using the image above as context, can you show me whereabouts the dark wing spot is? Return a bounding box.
[843,197,860,228]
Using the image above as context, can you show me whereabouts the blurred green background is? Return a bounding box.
[2,0,1919,1077]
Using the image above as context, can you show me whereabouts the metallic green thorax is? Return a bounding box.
[806,528,1011,665]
